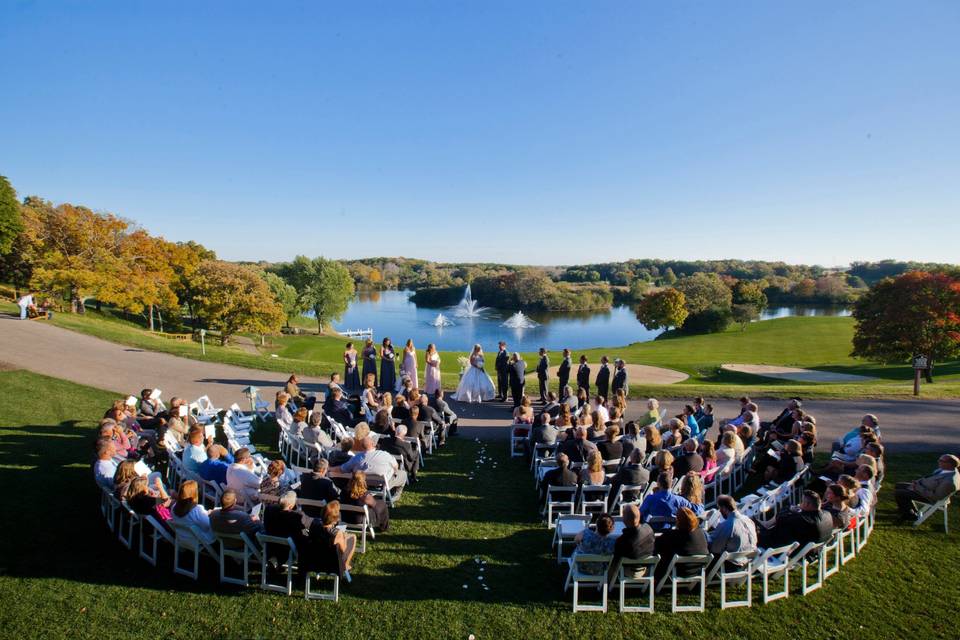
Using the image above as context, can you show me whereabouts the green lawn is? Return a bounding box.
[0,369,958,639]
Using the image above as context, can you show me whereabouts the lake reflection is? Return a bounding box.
[326,290,850,353]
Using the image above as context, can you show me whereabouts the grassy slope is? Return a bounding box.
[5,299,958,399]
[0,368,958,639]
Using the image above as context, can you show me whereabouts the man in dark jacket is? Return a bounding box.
[595,355,611,401]
[612,358,628,397]
[297,459,340,516]
[576,355,590,397]
[536,348,550,403]
[759,491,834,549]
[495,341,510,401]
[672,439,705,478]
[380,424,420,482]
[539,453,578,504]
[608,448,651,504]
[508,353,526,408]
[557,349,572,398]
[607,504,655,586]
[558,426,598,464]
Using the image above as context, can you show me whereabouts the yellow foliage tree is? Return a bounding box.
[194,260,284,345]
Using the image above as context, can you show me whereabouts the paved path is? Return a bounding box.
[722,363,873,383]
[1,315,958,454]
[545,363,688,385]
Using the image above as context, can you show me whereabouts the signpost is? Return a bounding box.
[913,355,929,396]
[200,328,207,356]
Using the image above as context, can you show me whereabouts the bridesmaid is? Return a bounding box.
[361,338,378,389]
[343,342,361,394]
[402,339,419,390]
[379,337,397,393]
[424,343,441,395]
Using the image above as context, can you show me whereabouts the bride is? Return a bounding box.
[453,344,496,403]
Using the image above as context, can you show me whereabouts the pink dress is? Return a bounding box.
[424,352,441,395]
[402,348,418,390]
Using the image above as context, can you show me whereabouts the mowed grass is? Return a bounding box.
[1,369,959,639]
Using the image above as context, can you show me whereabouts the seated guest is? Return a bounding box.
[850,464,876,519]
[380,424,420,482]
[679,405,701,438]
[181,427,209,474]
[799,431,817,465]
[298,458,341,516]
[285,373,316,411]
[371,407,394,436]
[340,436,407,489]
[700,440,719,482]
[824,484,854,530]
[833,414,882,453]
[654,507,708,583]
[558,426,598,464]
[662,419,685,448]
[308,501,356,579]
[572,513,616,575]
[592,396,610,426]
[580,451,606,486]
[736,424,753,450]
[275,392,294,431]
[608,448,651,504]
[124,475,172,523]
[136,388,165,429]
[93,438,119,491]
[540,392,561,422]
[761,397,801,433]
[263,491,308,563]
[757,490,833,549]
[327,437,354,467]
[643,424,662,453]
[429,389,458,434]
[198,444,234,486]
[640,472,692,530]
[562,385,578,413]
[327,372,344,395]
[650,450,675,484]
[597,425,624,461]
[417,394,447,445]
[302,410,335,448]
[513,395,535,425]
[113,460,140,499]
[342,470,390,532]
[226,448,262,505]
[865,442,885,483]
[576,387,589,412]
[636,398,660,430]
[260,459,292,497]
[716,430,739,471]
[672,439,704,478]
[171,480,215,544]
[531,412,561,447]
[539,453,577,503]
[678,472,705,516]
[556,404,574,431]
[894,454,960,522]
[209,488,263,536]
[708,495,757,566]
[291,407,309,436]
[765,439,804,484]
[697,403,714,432]
[607,504,655,585]
[100,419,135,459]
[404,405,426,449]
[587,410,606,441]
[323,387,354,427]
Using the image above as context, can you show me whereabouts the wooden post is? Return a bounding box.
[914,368,921,396]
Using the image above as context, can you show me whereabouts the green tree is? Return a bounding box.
[635,288,688,330]
[676,272,733,315]
[731,304,759,330]
[732,280,768,311]
[0,176,23,256]
[262,271,300,327]
[280,256,355,333]
[194,260,284,345]
[852,271,960,382]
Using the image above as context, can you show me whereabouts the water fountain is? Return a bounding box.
[429,313,455,327]
[501,311,539,329]
[451,284,490,318]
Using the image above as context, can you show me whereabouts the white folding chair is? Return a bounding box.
[172,522,219,580]
[215,531,263,586]
[656,554,711,612]
[579,485,611,517]
[510,425,529,458]
[117,499,140,550]
[839,526,857,564]
[788,542,826,595]
[751,543,797,603]
[706,551,756,609]
[912,496,953,533]
[339,503,375,553]
[257,533,298,595]
[139,514,175,567]
[552,514,591,564]
[617,555,660,613]
[823,529,842,580]
[564,553,613,612]
[545,486,578,528]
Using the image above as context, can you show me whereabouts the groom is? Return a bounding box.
[508,353,526,409]
[495,341,510,402]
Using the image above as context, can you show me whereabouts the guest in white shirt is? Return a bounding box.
[93,438,118,491]
[275,392,294,431]
[226,448,262,505]
[171,479,216,544]
[707,495,758,566]
[182,428,208,474]
[716,431,739,470]
[340,436,406,489]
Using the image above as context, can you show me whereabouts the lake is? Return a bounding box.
[324,289,851,353]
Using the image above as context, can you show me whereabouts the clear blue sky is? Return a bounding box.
[1,1,957,266]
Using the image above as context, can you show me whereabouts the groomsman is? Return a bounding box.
[612,358,629,397]
[595,355,610,402]
[536,348,550,403]
[508,353,527,408]
[557,348,572,397]
[576,355,591,397]
[495,341,510,401]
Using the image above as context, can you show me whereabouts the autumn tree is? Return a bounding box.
[97,231,178,331]
[262,271,300,327]
[852,271,960,382]
[279,256,354,333]
[731,280,768,329]
[675,272,733,334]
[193,261,284,345]
[0,175,23,256]
[635,288,688,330]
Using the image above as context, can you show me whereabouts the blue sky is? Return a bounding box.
[1,1,958,265]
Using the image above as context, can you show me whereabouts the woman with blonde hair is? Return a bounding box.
[342,470,390,531]
[699,440,718,482]
[171,479,214,543]
[556,403,573,429]
[580,450,606,486]
[307,500,357,580]
[362,373,380,417]
[679,472,705,515]
[644,424,663,453]
[716,430,739,471]
[112,459,140,499]
[424,343,442,395]
[653,450,675,482]
[612,388,627,415]
[588,410,605,440]
[275,392,294,430]
[663,418,684,448]
[513,395,534,424]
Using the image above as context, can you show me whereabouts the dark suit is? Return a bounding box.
[608,524,656,583]
[539,401,561,423]
[297,473,340,517]
[263,506,308,563]
[539,465,578,502]
[612,366,628,397]
[509,359,526,408]
[418,403,446,444]
[380,435,420,480]
[322,397,354,428]
[597,440,624,462]
[576,364,590,396]
[495,349,510,400]
[559,438,597,464]
[762,509,834,549]
[608,463,650,503]
[672,452,704,478]
[558,357,571,396]
[654,528,708,582]
[536,355,549,402]
[595,364,610,401]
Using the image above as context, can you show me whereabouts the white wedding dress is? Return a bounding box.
[453,355,496,403]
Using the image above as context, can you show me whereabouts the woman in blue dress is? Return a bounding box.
[361,338,378,390]
[379,337,397,393]
[343,342,361,394]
